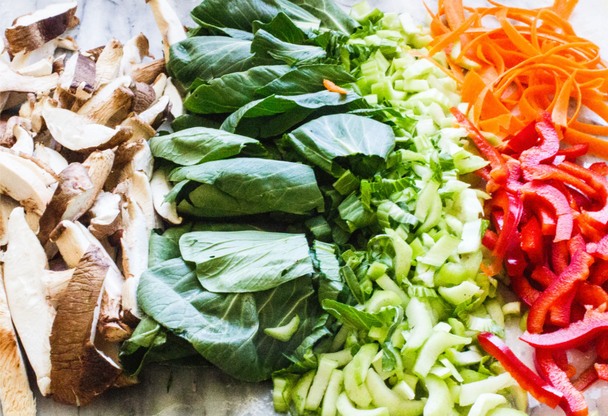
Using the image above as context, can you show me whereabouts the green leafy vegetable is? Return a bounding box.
[289,0,359,34]
[179,230,314,292]
[168,158,324,217]
[256,64,355,96]
[150,127,267,165]
[251,29,326,66]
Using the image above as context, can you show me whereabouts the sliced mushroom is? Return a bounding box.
[88,192,121,239]
[119,33,150,77]
[120,113,156,142]
[57,52,96,101]
[3,207,55,396]
[163,77,183,118]
[50,245,121,406]
[33,144,69,174]
[94,39,123,89]
[77,76,133,126]
[1,116,31,148]
[106,138,154,190]
[139,95,170,129]
[0,148,57,215]
[37,163,94,244]
[146,0,186,63]
[151,167,182,225]
[41,268,75,309]
[51,221,129,342]
[10,125,34,156]
[5,2,79,55]
[16,57,53,77]
[151,73,167,103]
[42,102,133,152]
[130,58,166,84]
[0,267,37,416]
[129,82,155,114]
[0,61,59,94]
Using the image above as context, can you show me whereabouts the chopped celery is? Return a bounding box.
[322,349,354,367]
[457,219,482,254]
[444,348,483,366]
[344,360,374,408]
[439,358,463,382]
[460,369,489,384]
[429,364,451,379]
[306,357,339,411]
[487,409,528,416]
[368,262,389,280]
[366,368,425,416]
[386,229,412,284]
[423,374,453,416]
[366,290,403,313]
[467,393,507,416]
[404,298,435,351]
[485,300,505,327]
[448,318,466,337]
[435,262,469,286]
[272,376,293,413]
[264,315,300,341]
[415,181,441,221]
[413,331,471,378]
[502,302,521,316]
[438,281,480,305]
[418,235,461,268]
[510,384,528,411]
[292,370,315,414]
[459,373,513,406]
[353,343,380,385]
[322,369,344,416]
[336,393,389,416]
[392,380,416,400]
[376,274,409,304]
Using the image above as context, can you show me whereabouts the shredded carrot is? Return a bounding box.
[323,79,348,95]
[428,0,608,155]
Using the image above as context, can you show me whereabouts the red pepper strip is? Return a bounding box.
[553,349,576,379]
[483,189,523,276]
[510,274,540,306]
[596,333,608,360]
[476,165,491,181]
[477,332,564,409]
[521,216,544,265]
[594,363,608,381]
[576,282,608,309]
[569,234,586,255]
[552,240,570,275]
[522,307,608,349]
[586,234,608,260]
[559,161,608,229]
[537,205,558,236]
[535,348,589,416]
[520,119,560,181]
[521,182,573,243]
[572,364,599,392]
[507,120,538,153]
[589,162,608,176]
[505,231,528,276]
[531,266,555,288]
[550,286,579,328]
[523,165,597,197]
[527,249,595,333]
[575,215,605,242]
[557,143,589,161]
[482,229,497,250]
[589,259,608,286]
[451,107,509,184]
[505,159,523,194]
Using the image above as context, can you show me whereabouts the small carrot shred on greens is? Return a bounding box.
[323,79,349,95]
[429,0,608,158]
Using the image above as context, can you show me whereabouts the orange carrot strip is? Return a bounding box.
[563,128,608,160]
[552,71,577,127]
[323,79,348,95]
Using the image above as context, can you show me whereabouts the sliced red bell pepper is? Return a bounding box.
[482,229,498,250]
[552,240,570,275]
[557,143,589,161]
[522,165,597,200]
[594,363,608,381]
[537,204,558,236]
[522,307,608,349]
[476,165,492,181]
[505,231,528,276]
[586,234,608,260]
[553,349,576,379]
[507,120,538,153]
[535,348,589,416]
[531,266,555,288]
[576,282,608,309]
[477,332,563,409]
[572,363,599,392]
[510,274,540,306]
[451,107,509,184]
[483,189,523,276]
[589,259,608,286]
[521,216,544,265]
[527,249,595,333]
[589,162,608,176]
[596,333,608,360]
[559,161,608,229]
[550,286,579,328]
[521,182,573,243]
[520,117,560,180]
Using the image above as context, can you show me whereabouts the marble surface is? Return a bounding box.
[1,0,608,415]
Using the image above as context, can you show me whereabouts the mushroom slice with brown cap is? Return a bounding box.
[0,268,37,416]
[88,192,121,239]
[139,95,171,129]
[146,0,186,63]
[120,113,156,142]
[77,76,133,126]
[3,207,55,396]
[41,268,75,309]
[106,138,154,190]
[151,73,167,103]
[151,167,182,225]
[57,53,96,101]
[0,148,57,215]
[33,144,69,174]
[51,221,130,342]
[0,197,40,245]
[0,61,59,94]
[17,57,53,77]
[129,82,156,114]
[131,58,166,84]
[50,245,121,406]
[5,2,79,55]
[42,102,133,152]
[94,39,123,90]
[163,77,183,118]
[9,125,34,156]
[119,33,151,77]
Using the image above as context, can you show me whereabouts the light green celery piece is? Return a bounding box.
[415,181,441,221]
[438,281,480,305]
[366,290,403,313]
[392,380,415,401]
[502,302,521,316]
[322,369,344,416]
[459,372,513,406]
[344,360,373,408]
[272,376,292,413]
[336,392,389,416]
[305,357,339,411]
[386,229,413,284]
[293,370,315,414]
[264,315,300,341]
[418,235,461,268]
[413,331,471,378]
[486,299,505,327]
[444,348,483,366]
[423,374,453,416]
[376,274,409,305]
[468,393,507,416]
[321,349,353,367]
[404,298,436,351]
[353,343,380,385]
[366,368,425,416]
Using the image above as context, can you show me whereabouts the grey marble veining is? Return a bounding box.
[1,0,608,415]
